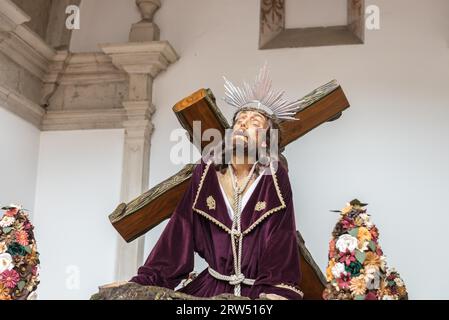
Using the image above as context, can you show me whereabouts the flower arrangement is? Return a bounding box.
[323,199,407,300]
[0,204,40,300]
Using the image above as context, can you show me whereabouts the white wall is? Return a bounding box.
[33,129,124,299]
[71,0,449,299]
[70,0,140,52]
[0,107,40,215]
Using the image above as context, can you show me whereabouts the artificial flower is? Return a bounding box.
[0,253,14,273]
[331,262,347,279]
[394,277,404,287]
[0,269,20,288]
[328,239,336,259]
[364,252,381,269]
[0,242,6,254]
[345,261,363,276]
[365,292,378,300]
[27,291,37,300]
[341,204,353,215]
[357,227,372,243]
[4,208,18,217]
[6,242,27,256]
[14,230,29,246]
[0,283,11,300]
[349,275,367,295]
[336,234,358,253]
[370,226,379,241]
[0,216,15,228]
[336,273,351,290]
[339,250,356,266]
[365,269,382,290]
[358,240,369,251]
[326,260,336,281]
[341,218,355,231]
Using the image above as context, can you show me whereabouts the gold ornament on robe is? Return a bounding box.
[255,201,266,212]
[206,196,216,210]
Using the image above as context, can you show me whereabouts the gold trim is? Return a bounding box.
[274,283,304,298]
[206,196,216,210]
[254,201,266,211]
[243,162,286,235]
[192,160,231,234]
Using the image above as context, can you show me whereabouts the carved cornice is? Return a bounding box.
[100,41,178,77]
[41,108,127,131]
[0,1,56,80]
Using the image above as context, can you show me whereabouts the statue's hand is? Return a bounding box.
[259,293,288,300]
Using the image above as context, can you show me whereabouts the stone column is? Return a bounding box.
[101,41,178,281]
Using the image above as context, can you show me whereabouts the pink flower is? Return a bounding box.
[365,291,378,300]
[0,269,20,288]
[4,208,18,217]
[15,230,29,246]
[376,247,384,256]
[337,273,351,289]
[341,218,355,230]
[338,250,356,266]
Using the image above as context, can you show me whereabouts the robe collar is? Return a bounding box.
[192,159,286,235]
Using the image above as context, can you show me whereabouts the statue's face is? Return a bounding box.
[232,110,269,150]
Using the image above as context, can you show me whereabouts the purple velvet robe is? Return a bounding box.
[130,158,303,299]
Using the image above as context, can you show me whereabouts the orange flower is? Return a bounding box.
[364,252,381,268]
[329,239,337,258]
[15,230,29,246]
[326,260,336,282]
[0,284,11,300]
[341,204,353,215]
[357,227,372,243]
[397,286,407,297]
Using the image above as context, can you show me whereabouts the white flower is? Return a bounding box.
[0,253,14,273]
[27,291,38,300]
[8,203,22,210]
[382,295,398,300]
[331,262,347,279]
[0,216,15,227]
[394,278,404,287]
[359,213,373,228]
[336,234,358,253]
[0,242,7,254]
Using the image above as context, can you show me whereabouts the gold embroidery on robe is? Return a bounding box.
[206,195,216,210]
[255,201,267,211]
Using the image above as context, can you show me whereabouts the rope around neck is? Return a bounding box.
[227,161,258,296]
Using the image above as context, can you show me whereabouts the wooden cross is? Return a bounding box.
[108,80,350,300]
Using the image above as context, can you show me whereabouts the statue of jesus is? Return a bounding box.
[130,65,304,300]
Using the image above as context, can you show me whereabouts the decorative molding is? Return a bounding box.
[100,41,178,77]
[0,1,56,80]
[259,0,365,49]
[0,83,45,128]
[58,52,126,85]
[0,0,30,32]
[41,108,127,131]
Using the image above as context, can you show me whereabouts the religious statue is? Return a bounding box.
[129,65,305,300]
[97,63,351,300]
